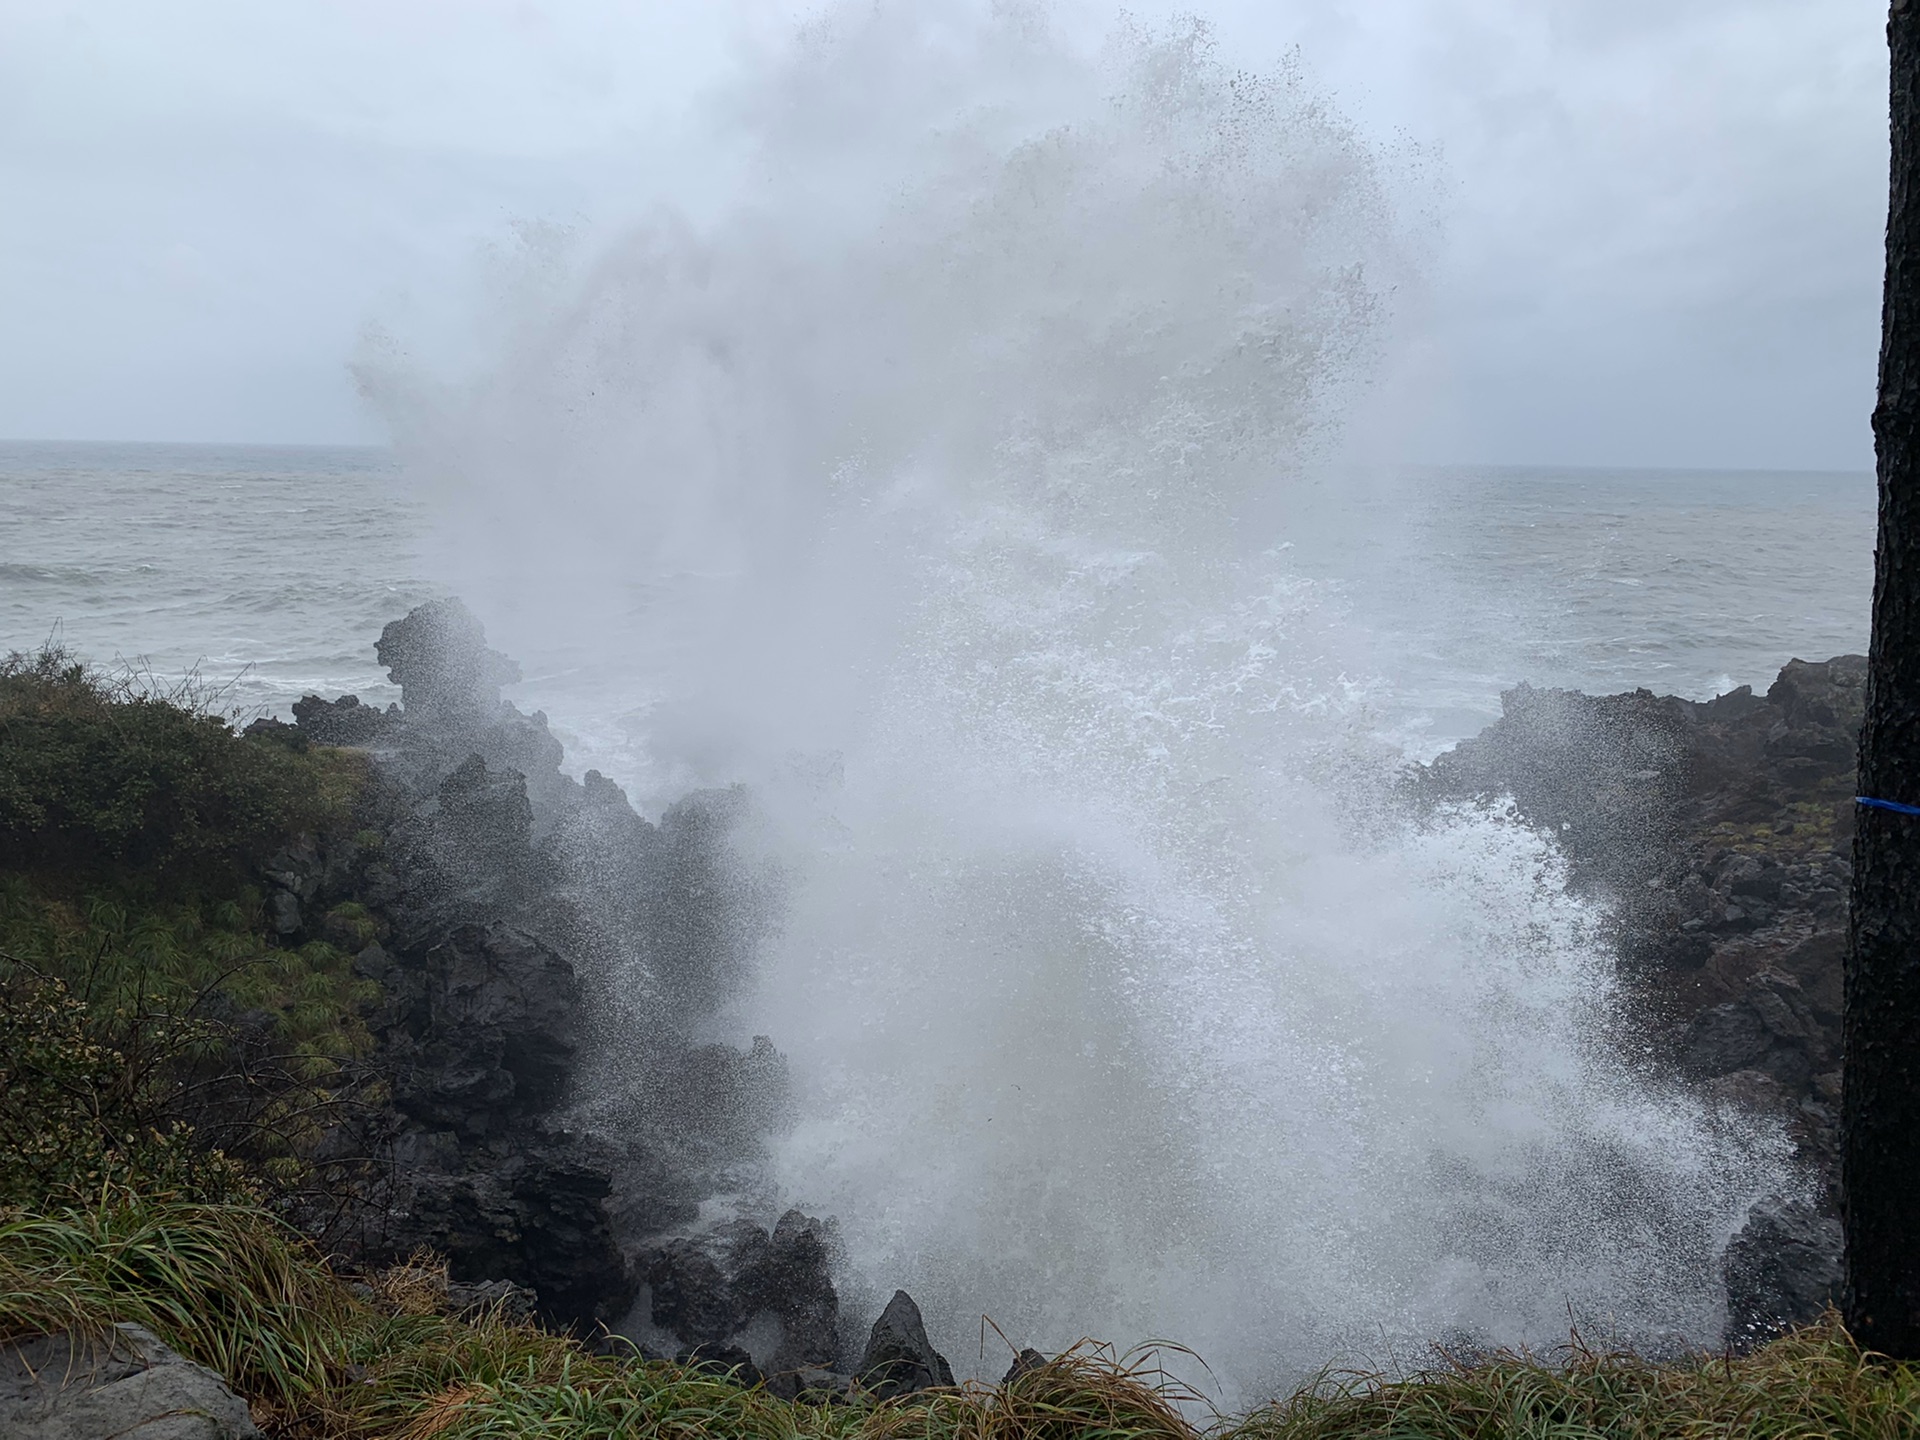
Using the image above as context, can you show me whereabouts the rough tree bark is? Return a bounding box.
[1846,0,1920,1359]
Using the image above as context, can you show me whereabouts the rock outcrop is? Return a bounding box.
[643,1209,841,1376]
[1417,654,1865,1339]
[277,603,1868,1359]
[0,1324,260,1440]
[857,1290,956,1399]
[274,600,811,1345]
[1721,1197,1845,1347]
[1001,1348,1048,1384]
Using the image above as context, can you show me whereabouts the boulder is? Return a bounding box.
[382,1129,635,1330]
[268,890,302,936]
[673,1344,763,1389]
[646,1225,759,1349]
[760,1210,840,1371]
[642,1208,840,1373]
[445,1277,539,1322]
[857,1290,954,1399]
[0,1324,260,1440]
[433,754,536,874]
[766,1367,856,1403]
[374,598,522,719]
[380,923,580,1132]
[1001,1348,1048,1384]
[1722,1197,1843,1347]
[290,692,396,745]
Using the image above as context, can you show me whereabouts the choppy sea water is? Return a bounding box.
[0,441,1872,778]
[1296,463,1877,755]
[0,440,431,711]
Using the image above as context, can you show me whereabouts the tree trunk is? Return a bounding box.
[1846,0,1920,1359]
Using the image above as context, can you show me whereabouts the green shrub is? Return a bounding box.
[0,960,252,1207]
[0,924,380,1213]
[0,645,381,1213]
[0,644,365,889]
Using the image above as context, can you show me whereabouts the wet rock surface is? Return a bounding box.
[857,1290,956,1400]
[1001,1348,1049,1384]
[641,1208,842,1376]
[273,602,1868,1365]
[289,692,397,746]
[767,1367,858,1403]
[1722,1197,1844,1345]
[0,1323,261,1440]
[1418,654,1864,1340]
[275,599,795,1336]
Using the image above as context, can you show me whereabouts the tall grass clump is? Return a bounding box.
[0,1193,1208,1440]
[1232,1320,1920,1440]
[6,1191,1920,1439]
[0,1193,350,1410]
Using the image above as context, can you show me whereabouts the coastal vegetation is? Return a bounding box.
[6,1191,1919,1438]
[0,646,377,1210]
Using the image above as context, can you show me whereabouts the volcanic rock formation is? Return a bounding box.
[276,600,814,1349]
[275,600,1860,1357]
[1417,654,1864,1340]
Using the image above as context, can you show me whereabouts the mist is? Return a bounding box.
[354,5,1790,1398]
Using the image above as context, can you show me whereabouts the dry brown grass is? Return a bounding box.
[6,1194,1920,1440]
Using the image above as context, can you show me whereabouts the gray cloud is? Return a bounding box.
[1192,0,1886,467]
[0,0,1886,465]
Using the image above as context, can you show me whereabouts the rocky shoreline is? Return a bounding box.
[1417,653,1863,1338]
[242,600,950,1399]
[209,599,1139,1408]
[238,602,1864,1384]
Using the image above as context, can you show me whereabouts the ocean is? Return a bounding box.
[0,439,1876,777]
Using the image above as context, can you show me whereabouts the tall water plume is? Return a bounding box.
[366,4,1788,1401]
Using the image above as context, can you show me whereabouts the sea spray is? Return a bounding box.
[364,2,1790,1401]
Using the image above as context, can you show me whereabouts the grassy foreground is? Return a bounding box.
[5,1195,1919,1440]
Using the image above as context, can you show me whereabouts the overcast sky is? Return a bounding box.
[0,0,1887,468]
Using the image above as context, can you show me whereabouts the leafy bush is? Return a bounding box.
[0,960,252,1206]
[0,909,381,1212]
[0,645,381,1214]
[0,935,385,1210]
[0,644,364,888]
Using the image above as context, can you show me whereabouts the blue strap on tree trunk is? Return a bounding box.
[1857,795,1920,816]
